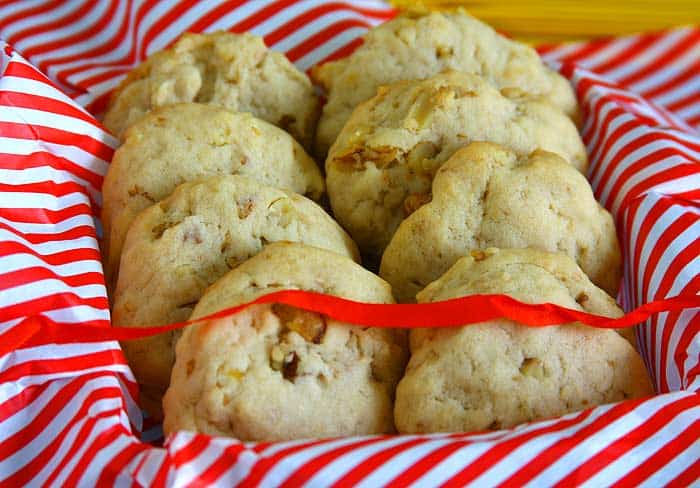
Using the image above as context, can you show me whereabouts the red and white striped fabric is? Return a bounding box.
[0,2,699,486]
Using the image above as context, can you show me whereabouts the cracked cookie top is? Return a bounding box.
[163,242,407,441]
[112,177,357,417]
[101,103,324,290]
[313,10,579,155]
[104,31,319,147]
[394,248,652,434]
[325,71,587,259]
[380,142,620,302]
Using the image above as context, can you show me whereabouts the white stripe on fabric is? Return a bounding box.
[582,402,700,487]
[523,393,695,487]
[13,0,112,62]
[294,27,368,71]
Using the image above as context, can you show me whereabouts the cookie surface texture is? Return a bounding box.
[394,248,653,434]
[104,31,318,146]
[380,142,621,302]
[326,71,586,257]
[113,177,358,418]
[313,10,578,155]
[163,242,407,441]
[102,103,324,289]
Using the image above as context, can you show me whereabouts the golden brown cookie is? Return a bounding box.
[101,103,324,290]
[163,242,408,441]
[394,248,653,434]
[326,71,587,258]
[313,10,578,155]
[104,31,318,146]
[380,142,621,302]
[113,176,358,419]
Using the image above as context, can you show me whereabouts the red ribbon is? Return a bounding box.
[2,291,699,358]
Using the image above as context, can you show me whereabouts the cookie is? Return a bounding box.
[162,242,407,441]
[394,248,653,434]
[313,10,578,155]
[113,176,358,418]
[380,142,621,302]
[101,103,324,290]
[103,31,318,146]
[326,71,587,258]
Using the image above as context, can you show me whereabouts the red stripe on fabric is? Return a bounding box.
[84,91,112,118]
[0,349,122,384]
[64,65,131,93]
[643,59,700,99]
[501,398,649,486]
[668,458,700,488]
[35,0,135,84]
[285,19,371,62]
[0,378,112,458]
[0,267,103,290]
[0,180,94,199]
[430,410,594,487]
[171,435,209,468]
[0,220,95,245]
[618,30,700,88]
[590,110,634,177]
[592,31,666,75]
[25,1,120,69]
[5,0,90,52]
[138,2,198,59]
[0,152,104,190]
[0,201,103,230]
[597,140,700,210]
[263,2,391,47]
[48,0,158,81]
[0,0,63,38]
[0,91,102,128]
[553,394,700,486]
[641,213,696,302]
[279,436,392,487]
[654,237,700,302]
[331,438,428,486]
[0,292,108,326]
[59,411,129,487]
[95,437,151,487]
[238,438,337,487]
[550,38,615,65]
[229,0,297,35]
[0,381,50,423]
[0,122,113,161]
[17,405,126,487]
[314,37,363,66]
[614,163,700,218]
[629,197,669,302]
[0,241,100,268]
[615,418,700,486]
[2,60,54,85]
[185,0,249,34]
[667,92,700,113]
[194,443,247,486]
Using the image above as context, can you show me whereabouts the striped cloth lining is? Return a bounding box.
[0,1,698,486]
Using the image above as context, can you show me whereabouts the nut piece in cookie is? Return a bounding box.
[101,103,324,289]
[163,243,408,441]
[313,9,579,156]
[326,71,587,258]
[394,248,653,434]
[104,31,318,147]
[113,176,358,419]
[380,142,621,302]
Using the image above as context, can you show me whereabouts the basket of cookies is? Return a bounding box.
[1,1,698,486]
